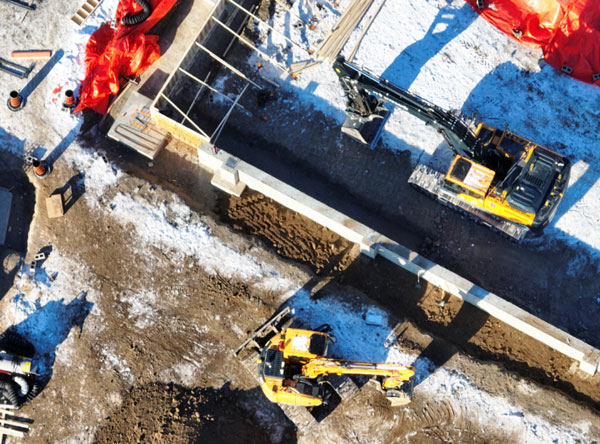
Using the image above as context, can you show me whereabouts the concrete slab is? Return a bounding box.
[0,187,11,246]
[46,194,64,218]
[107,92,168,159]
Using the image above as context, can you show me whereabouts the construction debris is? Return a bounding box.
[0,406,31,441]
[10,50,52,60]
[317,0,375,61]
[107,92,169,160]
[0,57,32,79]
[288,59,322,76]
[45,194,64,219]
[347,0,386,62]
[0,0,35,11]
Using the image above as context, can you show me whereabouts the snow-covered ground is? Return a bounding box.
[0,0,598,442]
[255,0,600,265]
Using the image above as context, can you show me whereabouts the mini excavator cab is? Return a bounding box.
[258,329,334,407]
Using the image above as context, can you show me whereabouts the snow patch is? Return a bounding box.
[106,190,291,292]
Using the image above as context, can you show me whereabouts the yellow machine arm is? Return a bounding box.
[302,358,415,389]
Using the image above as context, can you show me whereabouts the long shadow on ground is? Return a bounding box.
[9,291,93,392]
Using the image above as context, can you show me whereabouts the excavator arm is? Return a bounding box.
[302,357,415,401]
[333,56,482,160]
[302,358,415,382]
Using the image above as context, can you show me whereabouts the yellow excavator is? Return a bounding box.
[257,326,415,407]
[236,307,415,429]
[334,57,571,241]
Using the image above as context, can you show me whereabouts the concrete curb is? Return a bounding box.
[194,142,600,375]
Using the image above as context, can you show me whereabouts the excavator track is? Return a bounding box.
[408,164,529,242]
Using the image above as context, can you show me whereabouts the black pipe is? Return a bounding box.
[0,0,36,11]
[121,0,152,26]
[24,381,41,405]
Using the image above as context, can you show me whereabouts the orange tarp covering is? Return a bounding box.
[75,0,177,114]
[464,0,600,85]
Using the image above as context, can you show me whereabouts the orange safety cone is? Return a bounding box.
[32,159,51,179]
[7,90,25,111]
[62,89,78,112]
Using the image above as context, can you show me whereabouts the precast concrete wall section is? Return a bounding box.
[150,0,257,145]
[197,141,600,376]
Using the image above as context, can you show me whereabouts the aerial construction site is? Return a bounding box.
[0,0,599,442]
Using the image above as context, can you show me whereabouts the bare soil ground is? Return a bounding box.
[0,0,598,442]
[1,137,599,443]
[220,186,600,411]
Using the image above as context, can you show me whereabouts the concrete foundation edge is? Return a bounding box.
[196,143,600,375]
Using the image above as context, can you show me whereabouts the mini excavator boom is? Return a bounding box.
[333,56,571,240]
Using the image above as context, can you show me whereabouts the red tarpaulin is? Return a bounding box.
[464,0,600,85]
[75,0,177,114]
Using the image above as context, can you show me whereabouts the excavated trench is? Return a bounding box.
[94,135,600,412]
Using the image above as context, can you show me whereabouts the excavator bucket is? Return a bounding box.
[386,388,412,407]
[372,377,413,407]
[387,377,414,407]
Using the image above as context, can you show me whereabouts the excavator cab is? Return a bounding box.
[258,329,332,407]
[445,156,495,200]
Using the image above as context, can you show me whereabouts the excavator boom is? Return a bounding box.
[333,56,481,159]
[302,358,414,381]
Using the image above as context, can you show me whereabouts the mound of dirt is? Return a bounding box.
[220,190,356,274]
[93,382,279,444]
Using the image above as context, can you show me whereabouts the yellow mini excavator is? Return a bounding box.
[257,326,415,408]
[333,57,571,241]
[236,307,415,429]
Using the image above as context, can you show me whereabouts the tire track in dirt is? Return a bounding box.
[220,190,357,274]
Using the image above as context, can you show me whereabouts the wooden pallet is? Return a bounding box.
[317,0,375,61]
[71,0,102,26]
[0,406,30,442]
